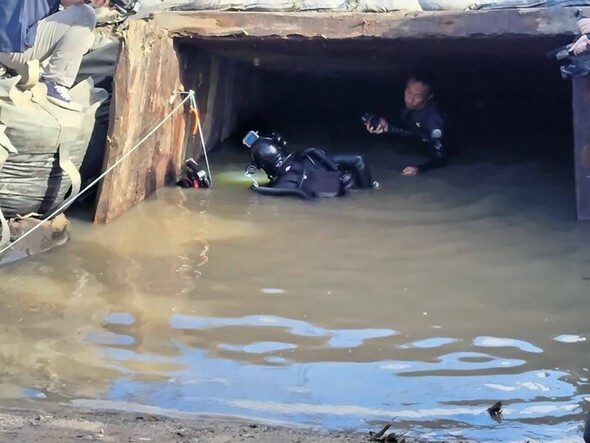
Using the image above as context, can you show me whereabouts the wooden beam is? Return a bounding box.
[153,7,587,40]
[572,75,590,221]
[94,21,186,224]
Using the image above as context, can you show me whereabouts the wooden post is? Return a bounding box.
[572,76,590,221]
[94,21,187,224]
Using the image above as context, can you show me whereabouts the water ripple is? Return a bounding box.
[170,314,397,348]
[473,336,543,353]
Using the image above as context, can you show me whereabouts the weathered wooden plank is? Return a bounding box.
[572,75,590,221]
[154,7,588,40]
[94,21,186,224]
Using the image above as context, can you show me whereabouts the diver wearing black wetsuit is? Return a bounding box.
[363,68,448,176]
[388,99,446,173]
[243,131,377,199]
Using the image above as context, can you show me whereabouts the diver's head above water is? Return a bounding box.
[243,130,288,179]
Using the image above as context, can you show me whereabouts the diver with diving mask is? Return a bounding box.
[243,130,378,199]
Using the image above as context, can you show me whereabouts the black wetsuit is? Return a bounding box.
[388,100,447,173]
[251,148,374,199]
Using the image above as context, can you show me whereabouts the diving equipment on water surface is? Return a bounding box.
[176,158,211,188]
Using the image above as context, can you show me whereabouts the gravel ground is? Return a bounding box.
[0,402,425,443]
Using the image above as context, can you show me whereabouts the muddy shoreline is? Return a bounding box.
[0,401,397,443]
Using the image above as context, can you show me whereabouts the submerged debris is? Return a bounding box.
[487,400,503,422]
[369,423,409,442]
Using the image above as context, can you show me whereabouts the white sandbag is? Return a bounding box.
[418,0,474,9]
[176,0,347,10]
[244,0,300,10]
[350,0,422,11]
[0,77,108,219]
[472,0,590,8]
[176,0,249,10]
[299,0,348,10]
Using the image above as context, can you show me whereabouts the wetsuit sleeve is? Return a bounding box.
[386,109,414,137]
[417,113,447,173]
[386,125,415,137]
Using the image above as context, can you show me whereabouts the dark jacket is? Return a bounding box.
[0,0,60,53]
[389,100,447,173]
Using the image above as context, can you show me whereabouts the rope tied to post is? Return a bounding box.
[0,89,199,258]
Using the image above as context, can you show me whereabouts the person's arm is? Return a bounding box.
[386,108,416,137]
[570,35,590,56]
[365,116,414,137]
[415,132,446,173]
[385,123,415,138]
[417,115,446,173]
[579,17,590,35]
[402,114,446,175]
[569,18,590,55]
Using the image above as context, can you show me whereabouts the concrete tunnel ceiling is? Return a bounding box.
[177,35,574,79]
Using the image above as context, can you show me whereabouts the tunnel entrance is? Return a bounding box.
[94,8,590,222]
[177,33,576,206]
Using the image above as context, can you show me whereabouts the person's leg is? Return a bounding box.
[0,5,96,95]
[35,4,97,88]
[0,48,40,88]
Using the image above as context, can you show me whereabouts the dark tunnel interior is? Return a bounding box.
[182,34,578,170]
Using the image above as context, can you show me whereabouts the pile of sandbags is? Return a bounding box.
[0,76,107,246]
[143,0,590,12]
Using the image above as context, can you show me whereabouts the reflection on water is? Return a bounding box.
[0,135,590,441]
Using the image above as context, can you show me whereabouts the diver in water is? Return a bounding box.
[363,68,447,176]
[242,130,378,199]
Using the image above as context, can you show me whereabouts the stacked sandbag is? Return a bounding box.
[174,0,423,11]
[128,0,590,14]
[0,76,108,245]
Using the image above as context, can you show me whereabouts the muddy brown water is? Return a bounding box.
[0,128,589,442]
